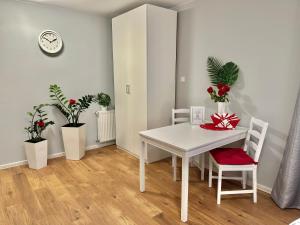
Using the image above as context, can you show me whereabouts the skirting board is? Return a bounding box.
[257,184,272,194]
[0,141,115,170]
[191,157,272,194]
[86,140,115,151]
[116,145,140,159]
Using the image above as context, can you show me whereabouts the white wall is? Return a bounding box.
[0,0,114,165]
[176,0,300,189]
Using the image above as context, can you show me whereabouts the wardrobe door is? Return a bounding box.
[125,6,147,156]
[112,5,148,156]
[112,13,130,151]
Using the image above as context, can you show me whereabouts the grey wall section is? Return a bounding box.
[0,0,114,165]
[176,0,300,189]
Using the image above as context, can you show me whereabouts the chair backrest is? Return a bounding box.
[172,108,190,125]
[243,117,268,162]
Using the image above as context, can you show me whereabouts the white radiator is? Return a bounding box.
[96,110,116,143]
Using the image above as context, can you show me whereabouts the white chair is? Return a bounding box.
[172,108,190,125]
[208,117,268,204]
[171,108,205,181]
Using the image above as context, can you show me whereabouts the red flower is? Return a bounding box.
[207,86,213,94]
[69,99,76,105]
[218,90,225,96]
[221,85,230,93]
[217,83,224,89]
[37,121,45,127]
[217,84,230,94]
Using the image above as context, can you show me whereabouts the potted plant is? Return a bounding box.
[206,57,239,114]
[49,84,93,160]
[94,92,111,111]
[24,104,54,169]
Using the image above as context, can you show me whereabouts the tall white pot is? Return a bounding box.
[217,102,228,114]
[61,124,86,160]
[24,139,48,169]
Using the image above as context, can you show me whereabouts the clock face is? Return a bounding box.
[38,30,63,54]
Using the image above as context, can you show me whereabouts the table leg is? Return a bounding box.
[172,154,177,181]
[200,154,205,181]
[181,156,189,222]
[140,141,146,192]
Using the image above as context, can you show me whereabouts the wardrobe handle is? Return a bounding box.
[126,84,130,94]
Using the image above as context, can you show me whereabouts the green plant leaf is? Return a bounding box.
[220,62,239,86]
[207,57,239,86]
[53,103,70,121]
[207,57,224,86]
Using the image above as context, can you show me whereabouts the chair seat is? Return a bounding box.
[210,148,256,165]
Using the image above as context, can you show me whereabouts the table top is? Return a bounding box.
[139,123,248,152]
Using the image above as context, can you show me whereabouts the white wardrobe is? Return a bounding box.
[112,4,177,163]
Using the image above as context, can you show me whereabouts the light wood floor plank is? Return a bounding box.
[0,145,298,225]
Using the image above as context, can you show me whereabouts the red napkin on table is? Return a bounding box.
[211,113,240,129]
[200,113,240,130]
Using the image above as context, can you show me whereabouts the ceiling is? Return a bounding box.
[26,0,192,17]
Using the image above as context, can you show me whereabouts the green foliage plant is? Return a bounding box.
[49,84,94,127]
[93,92,111,107]
[207,57,239,86]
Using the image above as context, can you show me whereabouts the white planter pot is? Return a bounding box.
[24,139,48,169]
[217,102,228,114]
[61,124,86,160]
[100,105,108,111]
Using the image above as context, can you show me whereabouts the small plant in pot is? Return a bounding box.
[24,104,54,169]
[49,84,93,160]
[94,92,111,111]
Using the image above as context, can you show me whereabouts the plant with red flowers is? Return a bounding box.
[25,104,55,143]
[206,57,239,102]
[207,84,230,102]
[49,84,94,127]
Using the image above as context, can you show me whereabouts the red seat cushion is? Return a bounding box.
[210,148,256,165]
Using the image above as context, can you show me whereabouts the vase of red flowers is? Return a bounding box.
[24,104,54,169]
[206,57,240,114]
[207,84,230,114]
[49,84,93,160]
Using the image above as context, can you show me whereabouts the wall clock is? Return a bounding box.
[38,30,63,54]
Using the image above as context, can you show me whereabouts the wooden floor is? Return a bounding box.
[0,146,298,225]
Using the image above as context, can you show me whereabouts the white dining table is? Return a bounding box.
[139,123,248,222]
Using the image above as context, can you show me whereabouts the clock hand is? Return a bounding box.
[50,38,57,43]
[43,37,51,42]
